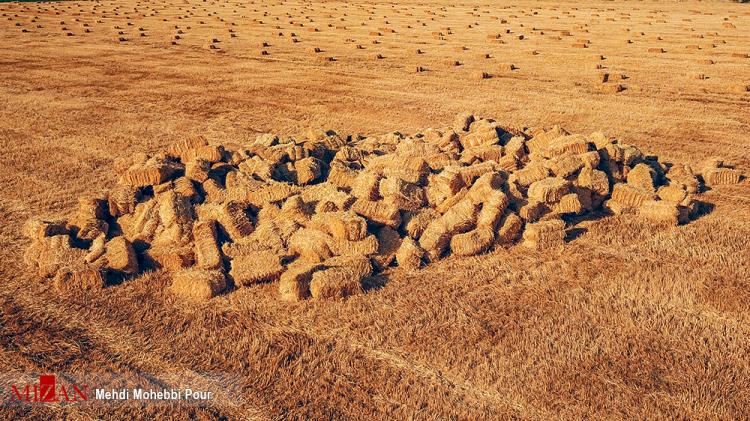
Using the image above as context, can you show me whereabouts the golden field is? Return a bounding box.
[1,0,749,419]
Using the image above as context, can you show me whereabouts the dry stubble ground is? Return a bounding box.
[1,0,749,419]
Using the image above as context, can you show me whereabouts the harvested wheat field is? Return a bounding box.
[1,0,750,419]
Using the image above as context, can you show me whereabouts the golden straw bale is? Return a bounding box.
[379,177,426,210]
[327,161,358,188]
[543,134,591,158]
[279,262,324,301]
[168,136,208,159]
[294,157,324,185]
[458,161,497,186]
[144,246,194,271]
[402,208,440,239]
[170,268,226,301]
[76,197,108,220]
[666,164,699,193]
[549,154,584,178]
[108,184,141,217]
[639,200,680,225]
[246,182,301,206]
[216,201,254,240]
[459,128,499,149]
[103,236,139,274]
[351,199,401,227]
[85,235,106,264]
[578,151,601,169]
[554,193,583,214]
[477,191,509,229]
[185,159,212,182]
[453,112,475,132]
[657,185,688,203]
[703,168,741,186]
[309,266,363,300]
[122,157,181,187]
[519,200,549,222]
[435,188,468,214]
[181,145,225,164]
[118,199,160,243]
[450,227,494,256]
[71,218,109,242]
[229,250,285,285]
[626,163,656,192]
[432,167,465,196]
[395,237,425,269]
[288,228,334,262]
[441,199,479,234]
[526,125,567,154]
[575,167,610,196]
[522,219,566,249]
[419,219,452,257]
[609,183,656,208]
[514,162,550,187]
[309,211,368,241]
[53,265,105,293]
[328,234,379,257]
[24,235,85,278]
[351,171,382,200]
[496,213,523,244]
[372,226,402,269]
[527,178,570,204]
[193,219,222,270]
[22,219,68,240]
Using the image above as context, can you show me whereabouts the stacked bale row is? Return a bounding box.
[23,114,743,300]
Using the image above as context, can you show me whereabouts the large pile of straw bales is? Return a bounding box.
[23,113,743,300]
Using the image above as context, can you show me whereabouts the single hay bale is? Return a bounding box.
[522,219,566,249]
[108,184,141,217]
[657,185,688,203]
[216,201,254,240]
[626,163,656,192]
[309,266,363,299]
[309,211,368,241]
[441,199,479,234]
[23,219,68,240]
[53,266,105,293]
[639,200,680,225]
[185,159,212,182]
[549,154,584,178]
[193,219,222,270]
[460,129,499,149]
[419,219,452,258]
[432,168,465,196]
[327,161,358,188]
[25,235,86,278]
[579,151,601,169]
[402,208,440,239]
[278,262,323,301]
[519,200,549,222]
[181,145,225,164]
[351,199,401,227]
[461,145,503,163]
[103,236,139,274]
[526,125,568,154]
[575,167,610,196]
[379,177,426,211]
[703,168,741,186]
[527,178,570,204]
[453,112,475,133]
[71,218,109,242]
[169,136,209,158]
[246,182,301,206]
[553,193,583,214]
[351,171,382,200]
[667,164,699,193]
[543,134,591,158]
[372,226,401,269]
[609,183,656,208]
[477,190,509,230]
[229,250,285,286]
[328,234,379,257]
[288,228,334,262]
[170,269,226,301]
[122,157,181,187]
[395,237,424,269]
[144,246,194,271]
[450,227,494,256]
[118,199,160,244]
[85,236,106,264]
[294,157,324,185]
[514,163,550,187]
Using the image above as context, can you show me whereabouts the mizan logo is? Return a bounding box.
[11,375,89,403]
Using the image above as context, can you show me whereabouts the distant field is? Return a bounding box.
[1,0,749,419]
